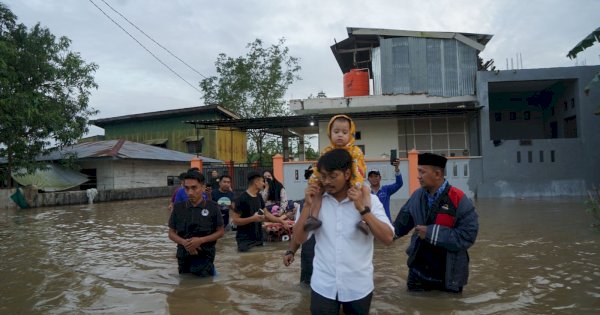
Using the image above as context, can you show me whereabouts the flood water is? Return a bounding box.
[1,197,599,314]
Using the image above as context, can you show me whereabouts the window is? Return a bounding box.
[509,112,517,120]
[354,131,362,140]
[551,150,556,162]
[80,169,97,189]
[564,101,568,111]
[517,151,521,163]
[524,111,531,120]
[494,112,502,122]
[186,139,203,154]
[564,116,577,138]
[571,98,575,108]
[528,151,533,163]
[539,151,544,163]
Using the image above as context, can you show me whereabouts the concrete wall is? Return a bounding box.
[477,66,600,197]
[0,186,175,208]
[80,160,189,190]
[282,157,480,201]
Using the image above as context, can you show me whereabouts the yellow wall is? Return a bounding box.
[216,129,247,163]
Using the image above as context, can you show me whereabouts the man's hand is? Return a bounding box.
[348,187,365,212]
[252,212,265,222]
[304,183,321,201]
[283,251,295,266]
[392,158,400,171]
[184,237,204,253]
[415,225,427,240]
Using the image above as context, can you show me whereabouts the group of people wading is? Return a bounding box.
[167,114,479,315]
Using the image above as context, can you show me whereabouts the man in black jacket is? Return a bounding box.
[393,153,478,292]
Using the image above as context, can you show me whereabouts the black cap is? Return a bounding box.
[247,171,263,182]
[418,153,447,169]
[368,169,380,176]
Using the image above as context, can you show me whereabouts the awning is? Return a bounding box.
[11,164,90,192]
[183,136,204,142]
[143,138,168,145]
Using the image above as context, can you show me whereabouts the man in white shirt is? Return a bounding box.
[293,148,394,315]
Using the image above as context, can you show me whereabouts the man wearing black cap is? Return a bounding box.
[393,153,479,293]
[231,171,290,252]
[367,158,403,222]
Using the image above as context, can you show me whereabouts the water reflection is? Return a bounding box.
[0,198,599,314]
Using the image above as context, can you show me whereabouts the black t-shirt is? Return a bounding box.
[234,191,264,242]
[169,199,224,255]
[211,189,234,213]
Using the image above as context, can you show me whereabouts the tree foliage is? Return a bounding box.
[567,27,600,95]
[200,38,301,163]
[0,3,98,186]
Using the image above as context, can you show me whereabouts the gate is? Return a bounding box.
[203,162,273,196]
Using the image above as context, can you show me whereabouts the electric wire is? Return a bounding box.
[87,0,203,94]
[98,0,207,79]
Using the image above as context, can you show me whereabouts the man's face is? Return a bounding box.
[211,170,218,178]
[320,168,350,196]
[368,173,381,187]
[184,178,205,202]
[252,177,265,190]
[418,165,440,189]
[219,177,231,191]
[330,119,351,147]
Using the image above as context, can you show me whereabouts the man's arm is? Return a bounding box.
[292,184,319,246]
[420,197,479,252]
[230,210,262,226]
[348,186,394,245]
[393,199,416,238]
[383,159,403,195]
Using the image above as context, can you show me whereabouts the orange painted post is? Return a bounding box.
[272,154,284,183]
[190,157,203,172]
[225,160,234,187]
[408,149,419,195]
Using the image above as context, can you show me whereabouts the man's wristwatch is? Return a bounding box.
[359,206,371,216]
[284,250,295,256]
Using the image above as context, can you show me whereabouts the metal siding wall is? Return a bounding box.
[458,41,477,95]
[409,37,427,94]
[378,37,478,97]
[427,39,443,96]
[372,47,382,95]
[443,39,459,96]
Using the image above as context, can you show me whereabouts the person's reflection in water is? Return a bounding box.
[168,170,225,277]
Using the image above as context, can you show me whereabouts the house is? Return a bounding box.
[89,104,247,163]
[286,27,600,198]
[42,139,222,190]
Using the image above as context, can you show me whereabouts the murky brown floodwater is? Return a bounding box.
[1,197,599,314]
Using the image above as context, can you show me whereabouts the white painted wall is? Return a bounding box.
[79,160,188,190]
[318,118,399,159]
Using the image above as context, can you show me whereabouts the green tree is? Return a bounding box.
[567,27,600,95]
[0,3,98,187]
[200,38,301,163]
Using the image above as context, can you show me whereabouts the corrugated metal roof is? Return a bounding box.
[90,104,239,127]
[42,140,222,163]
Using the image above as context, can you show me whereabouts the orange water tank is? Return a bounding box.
[343,68,369,97]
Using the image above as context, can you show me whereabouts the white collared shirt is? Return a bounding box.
[310,193,393,302]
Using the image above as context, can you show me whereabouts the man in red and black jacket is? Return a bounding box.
[393,153,479,293]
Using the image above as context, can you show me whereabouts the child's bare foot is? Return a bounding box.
[357,220,370,235]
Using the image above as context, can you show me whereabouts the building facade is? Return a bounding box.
[90,105,247,163]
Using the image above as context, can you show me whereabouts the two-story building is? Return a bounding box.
[287,27,600,199]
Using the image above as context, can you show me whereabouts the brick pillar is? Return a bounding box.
[190,157,203,172]
[408,149,420,195]
[273,154,284,182]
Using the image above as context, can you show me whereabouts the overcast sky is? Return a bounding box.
[4,0,600,137]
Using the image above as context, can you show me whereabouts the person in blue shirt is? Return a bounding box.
[367,158,403,222]
[173,168,208,205]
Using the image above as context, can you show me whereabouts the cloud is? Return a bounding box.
[4,0,600,137]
